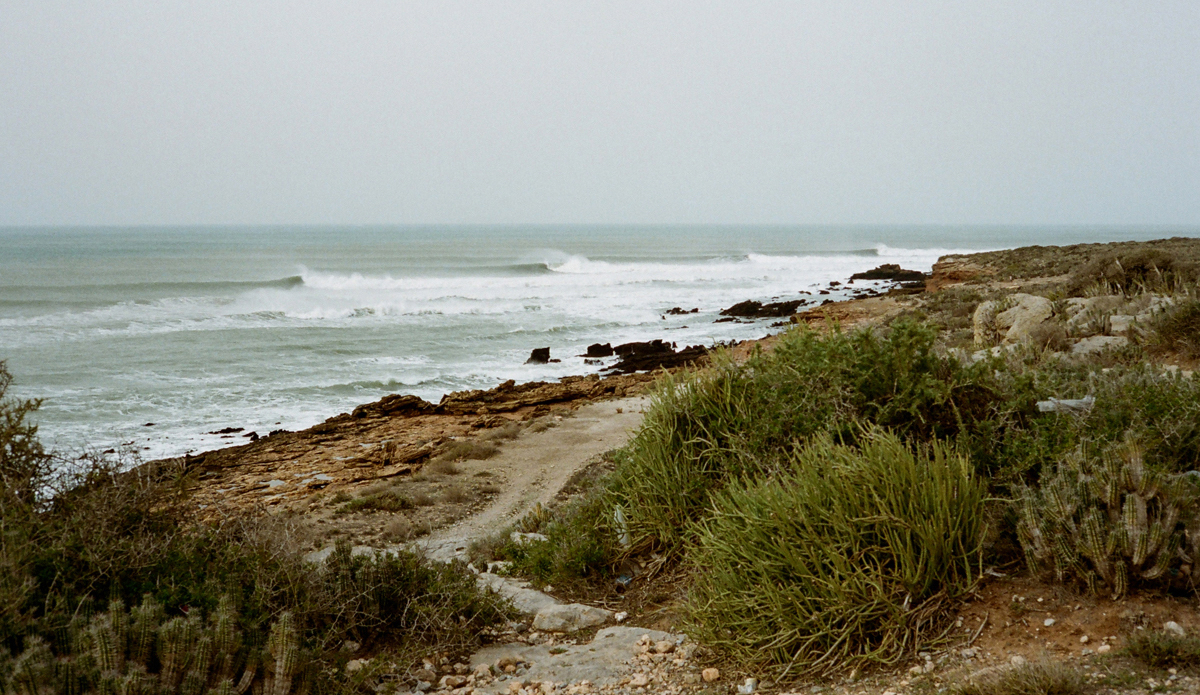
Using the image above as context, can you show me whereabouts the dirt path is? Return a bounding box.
[418,395,649,562]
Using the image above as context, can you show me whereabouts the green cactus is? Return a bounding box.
[1016,436,1199,597]
[157,616,200,687]
[7,636,54,695]
[128,595,163,670]
[207,680,236,695]
[265,614,301,695]
[90,614,123,674]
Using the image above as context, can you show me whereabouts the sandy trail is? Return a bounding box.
[419,395,649,562]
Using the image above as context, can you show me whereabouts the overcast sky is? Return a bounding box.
[1,2,1197,226]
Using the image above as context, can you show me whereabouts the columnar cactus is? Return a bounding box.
[1016,437,1199,597]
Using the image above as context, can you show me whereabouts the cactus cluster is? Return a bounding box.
[1016,437,1200,598]
[2,596,308,695]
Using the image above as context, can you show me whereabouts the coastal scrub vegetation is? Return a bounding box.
[480,316,1200,674]
[0,362,509,694]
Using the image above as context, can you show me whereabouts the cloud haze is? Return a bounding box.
[1,1,1197,225]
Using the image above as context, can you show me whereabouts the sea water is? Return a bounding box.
[0,225,1185,459]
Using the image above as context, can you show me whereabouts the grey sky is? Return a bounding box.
[1,2,1197,226]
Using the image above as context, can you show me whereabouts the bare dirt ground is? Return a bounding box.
[412,395,648,562]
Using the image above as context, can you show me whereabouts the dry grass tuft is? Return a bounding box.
[442,486,472,504]
[955,660,1086,695]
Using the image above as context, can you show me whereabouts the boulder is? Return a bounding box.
[532,603,612,632]
[719,300,804,318]
[850,264,926,282]
[585,343,614,357]
[526,348,551,364]
[1071,335,1129,356]
[973,293,1053,345]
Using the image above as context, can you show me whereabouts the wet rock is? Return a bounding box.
[664,307,698,315]
[605,341,708,375]
[353,394,435,419]
[526,348,552,364]
[850,264,926,282]
[585,343,614,357]
[719,299,803,318]
[209,426,244,434]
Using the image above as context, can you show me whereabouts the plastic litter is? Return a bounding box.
[1036,395,1095,414]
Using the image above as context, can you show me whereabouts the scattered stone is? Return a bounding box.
[653,641,674,654]
[1080,635,1090,644]
[737,677,758,694]
[1165,621,1186,637]
[511,531,549,546]
[719,299,804,318]
[614,611,628,623]
[961,648,977,659]
[1071,335,1129,356]
[1044,618,1056,627]
[346,659,368,674]
[629,674,650,688]
[1097,644,1112,654]
[415,669,437,683]
[473,664,493,679]
[702,668,720,683]
[585,343,614,357]
[1010,655,1027,667]
[342,640,362,653]
[439,675,467,689]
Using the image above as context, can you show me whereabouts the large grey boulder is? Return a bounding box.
[974,294,1053,345]
[1071,335,1129,356]
[532,603,613,632]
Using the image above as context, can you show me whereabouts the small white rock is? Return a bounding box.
[1043,618,1056,627]
[614,611,628,623]
[1080,635,1089,644]
[736,678,757,694]
[1097,644,1111,654]
[1010,655,1027,667]
[1164,621,1186,637]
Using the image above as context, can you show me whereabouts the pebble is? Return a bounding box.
[702,668,720,683]
[736,678,757,694]
[1079,635,1089,644]
[614,612,628,623]
[1097,644,1111,654]
[629,674,649,688]
[1043,618,1056,627]
[1010,655,1027,667]
[1165,621,1186,637]
[653,641,675,654]
[961,648,977,659]
[346,659,368,674]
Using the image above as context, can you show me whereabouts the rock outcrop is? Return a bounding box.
[719,299,805,318]
[973,294,1054,345]
[850,264,927,282]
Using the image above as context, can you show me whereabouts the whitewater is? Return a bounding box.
[0,225,1176,459]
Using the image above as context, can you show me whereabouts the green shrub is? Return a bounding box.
[608,320,1000,554]
[486,493,615,587]
[1015,437,1200,598]
[1065,249,1200,297]
[684,430,985,673]
[337,489,413,514]
[1125,629,1200,668]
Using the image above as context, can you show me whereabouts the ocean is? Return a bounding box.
[0,225,1187,460]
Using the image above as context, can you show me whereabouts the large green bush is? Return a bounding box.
[607,320,1001,554]
[684,431,985,673]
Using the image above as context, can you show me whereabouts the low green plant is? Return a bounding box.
[1015,437,1200,598]
[954,659,1085,695]
[684,430,986,674]
[1125,629,1200,667]
[485,494,615,587]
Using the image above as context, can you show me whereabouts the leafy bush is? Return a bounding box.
[1016,437,1200,598]
[486,493,614,587]
[684,431,985,673]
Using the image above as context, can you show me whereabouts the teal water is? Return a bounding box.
[0,225,1189,459]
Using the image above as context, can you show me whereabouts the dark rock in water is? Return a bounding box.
[268,429,291,437]
[829,281,841,287]
[850,264,926,282]
[665,307,699,315]
[614,339,673,357]
[606,343,708,375]
[244,432,259,441]
[526,347,551,364]
[719,299,804,318]
[586,343,614,357]
[144,422,155,427]
[209,426,244,434]
[821,299,834,305]
[818,290,830,295]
